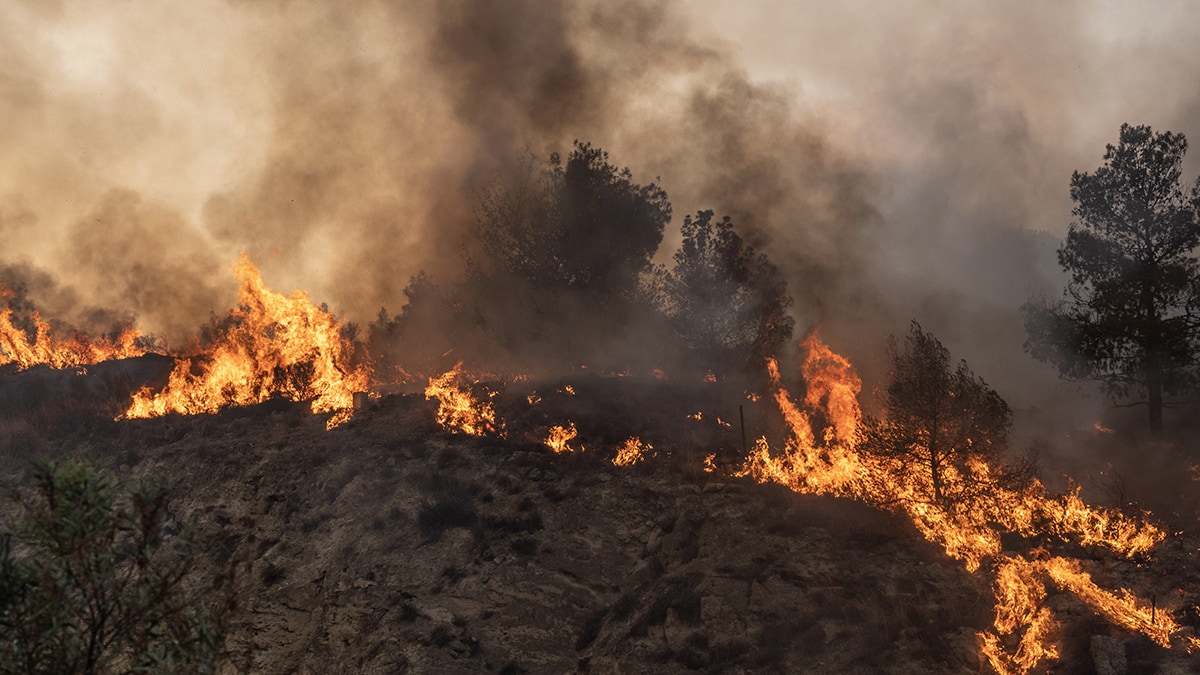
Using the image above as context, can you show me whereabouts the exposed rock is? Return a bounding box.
[1090,634,1127,675]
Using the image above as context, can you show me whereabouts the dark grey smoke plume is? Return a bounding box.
[0,0,1197,414]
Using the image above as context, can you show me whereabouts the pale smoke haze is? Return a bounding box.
[0,0,1197,408]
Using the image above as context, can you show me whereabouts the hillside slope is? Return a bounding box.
[2,372,1198,673]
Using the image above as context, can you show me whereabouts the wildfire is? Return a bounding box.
[123,255,368,429]
[0,307,144,370]
[735,335,1185,673]
[613,437,649,466]
[425,362,500,436]
[980,556,1059,674]
[545,423,579,453]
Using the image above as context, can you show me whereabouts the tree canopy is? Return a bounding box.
[377,141,798,378]
[862,322,1013,505]
[653,210,794,377]
[1023,124,1200,433]
[456,141,674,370]
[476,141,671,304]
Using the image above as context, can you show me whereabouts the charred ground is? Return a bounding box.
[1,363,1198,674]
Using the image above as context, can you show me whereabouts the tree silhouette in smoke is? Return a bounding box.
[374,142,798,379]
[653,210,793,378]
[476,141,671,301]
[464,141,672,370]
[368,272,462,383]
[1023,124,1200,434]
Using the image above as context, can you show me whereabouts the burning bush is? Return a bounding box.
[736,333,1185,674]
[0,275,147,372]
[123,255,369,428]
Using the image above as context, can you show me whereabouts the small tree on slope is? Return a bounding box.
[862,322,1015,506]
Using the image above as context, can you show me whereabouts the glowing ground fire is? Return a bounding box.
[545,423,579,453]
[0,304,144,370]
[736,335,1187,674]
[423,362,500,436]
[418,335,1189,672]
[7,257,1194,671]
[613,437,650,466]
[123,255,369,429]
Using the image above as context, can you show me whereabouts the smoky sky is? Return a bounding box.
[0,0,1198,408]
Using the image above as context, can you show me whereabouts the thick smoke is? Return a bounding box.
[0,0,1198,418]
[688,0,1200,407]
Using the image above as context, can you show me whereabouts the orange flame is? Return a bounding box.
[0,308,144,370]
[425,362,500,436]
[613,437,649,466]
[736,335,1181,673]
[980,556,1059,674]
[545,423,579,453]
[123,255,368,429]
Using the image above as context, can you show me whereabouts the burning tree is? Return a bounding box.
[653,210,794,379]
[1023,124,1200,434]
[862,322,1015,506]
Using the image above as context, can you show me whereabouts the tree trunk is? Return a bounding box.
[931,462,942,503]
[1145,340,1164,435]
[1148,373,1164,436]
[929,442,943,504]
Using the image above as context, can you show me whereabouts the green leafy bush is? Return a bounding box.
[0,460,239,674]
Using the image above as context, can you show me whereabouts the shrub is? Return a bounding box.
[0,459,239,674]
[417,496,478,542]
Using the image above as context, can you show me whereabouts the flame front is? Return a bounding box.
[737,335,1182,673]
[0,307,144,370]
[123,255,368,428]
